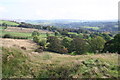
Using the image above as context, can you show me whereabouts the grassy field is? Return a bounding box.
[2,38,119,78]
[0,20,19,26]
[68,32,78,35]
[0,27,4,30]
[0,26,54,38]
[83,26,100,30]
[1,31,31,37]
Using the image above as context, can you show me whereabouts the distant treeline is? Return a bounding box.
[49,22,118,32]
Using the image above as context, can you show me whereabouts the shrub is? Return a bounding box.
[32,31,39,37]
[35,46,44,53]
[2,34,28,39]
[3,34,13,38]
[33,36,39,43]
[38,39,46,47]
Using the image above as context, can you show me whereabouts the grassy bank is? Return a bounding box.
[2,46,119,78]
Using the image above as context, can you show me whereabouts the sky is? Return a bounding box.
[0,0,119,20]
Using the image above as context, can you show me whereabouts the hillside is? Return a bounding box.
[2,38,119,78]
[0,20,19,26]
[26,19,118,32]
[0,26,54,39]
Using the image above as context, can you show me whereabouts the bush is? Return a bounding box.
[38,39,46,47]
[33,36,39,43]
[2,34,28,39]
[32,31,39,37]
[35,46,44,53]
[47,36,65,54]
[3,34,13,38]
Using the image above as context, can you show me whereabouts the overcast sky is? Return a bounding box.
[0,0,119,20]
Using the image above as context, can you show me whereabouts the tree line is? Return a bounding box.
[32,31,120,54]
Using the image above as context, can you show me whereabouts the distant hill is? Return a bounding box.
[0,19,118,32]
[25,19,118,32]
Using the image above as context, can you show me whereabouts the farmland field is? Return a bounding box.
[83,26,100,30]
[0,26,54,38]
[0,20,19,26]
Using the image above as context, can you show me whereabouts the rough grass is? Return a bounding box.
[2,47,119,78]
[4,27,53,33]
[2,39,119,78]
[2,47,30,78]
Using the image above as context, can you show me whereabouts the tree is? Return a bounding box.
[3,34,12,38]
[47,36,67,54]
[88,36,106,53]
[2,23,7,27]
[32,31,39,37]
[70,38,88,54]
[62,37,72,52]
[55,31,60,36]
[38,39,46,47]
[101,33,111,41]
[60,30,68,36]
[33,36,39,43]
[46,33,50,37]
[103,34,120,54]
[2,23,7,30]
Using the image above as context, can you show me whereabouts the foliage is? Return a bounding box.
[2,34,28,39]
[37,58,119,78]
[69,38,88,54]
[2,47,30,78]
[88,36,106,53]
[54,31,60,36]
[101,33,111,41]
[32,31,40,37]
[47,36,67,54]
[3,34,13,38]
[103,34,120,54]
[38,39,46,47]
[33,36,40,43]
[62,37,72,52]
[46,33,50,37]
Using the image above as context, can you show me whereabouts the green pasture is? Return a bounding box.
[0,20,19,26]
[83,26,100,30]
[0,31,31,37]
[0,30,54,39]
[68,32,78,35]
